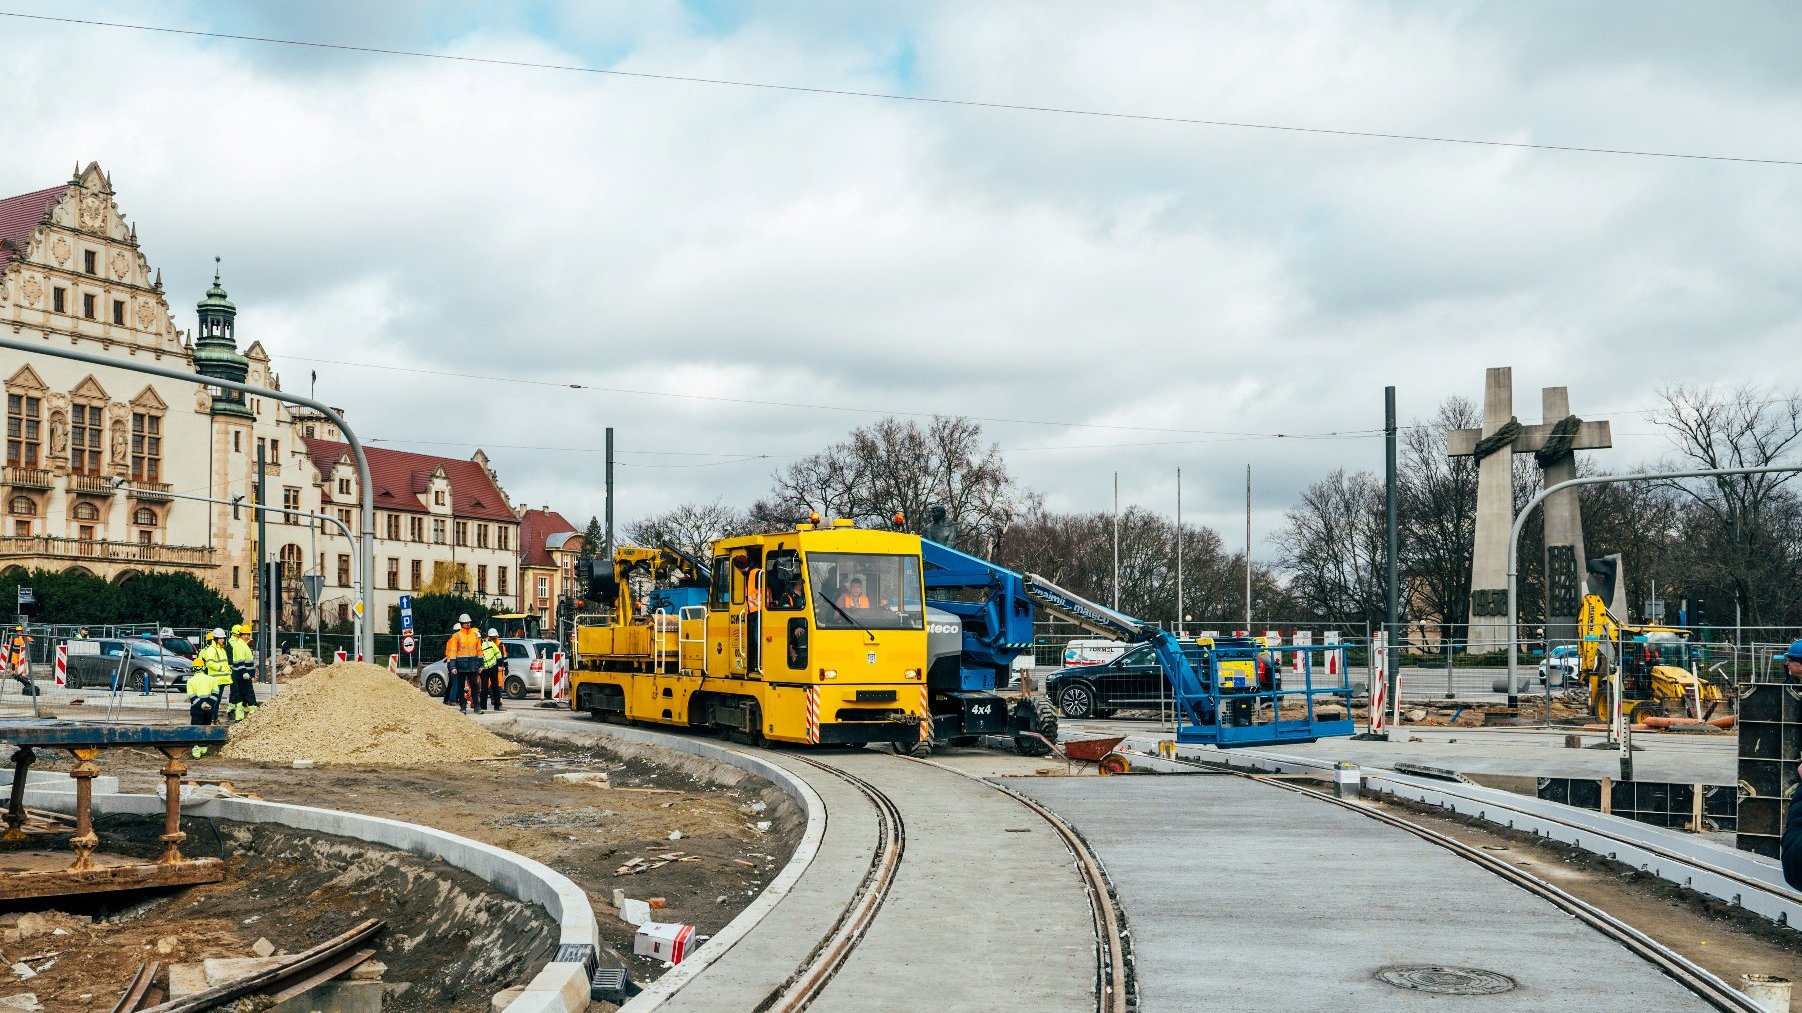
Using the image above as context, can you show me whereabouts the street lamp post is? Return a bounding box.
[0,337,378,660]
[114,479,362,662]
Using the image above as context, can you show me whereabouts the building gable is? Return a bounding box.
[128,385,168,411]
[5,364,47,391]
[69,375,109,402]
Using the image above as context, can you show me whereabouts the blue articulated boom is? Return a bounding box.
[1015,572,1356,748]
[920,539,1058,755]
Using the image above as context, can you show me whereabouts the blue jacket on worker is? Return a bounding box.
[1781,640,1802,890]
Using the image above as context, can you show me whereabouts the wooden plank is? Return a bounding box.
[0,857,223,901]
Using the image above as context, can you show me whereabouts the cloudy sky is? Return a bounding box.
[6,1,1800,555]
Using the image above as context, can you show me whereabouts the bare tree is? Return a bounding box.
[1273,469,1387,627]
[1654,384,1802,625]
[764,416,1016,550]
[623,499,755,562]
[1398,396,1479,632]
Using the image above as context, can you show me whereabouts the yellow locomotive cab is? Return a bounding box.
[569,521,931,748]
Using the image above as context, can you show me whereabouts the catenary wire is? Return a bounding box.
[4,11,1799,167]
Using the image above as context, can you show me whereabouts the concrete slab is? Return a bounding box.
[803,751,1094,1013]
[1067,719,1736,784]
[1008,775,1712,1011]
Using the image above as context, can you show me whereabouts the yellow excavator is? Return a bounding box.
[1576,593,1724,724]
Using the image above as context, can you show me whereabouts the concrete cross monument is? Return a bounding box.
[1447,367,1612,654]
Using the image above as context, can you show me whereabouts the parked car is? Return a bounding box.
[420,639,563,700]
[1046,636,1279,719]
[126,633,197,662]
[1539,645,1580,685]
[63,638,192,691]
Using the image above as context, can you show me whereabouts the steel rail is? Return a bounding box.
[761,755,906,1013]
[135,917,384,1013]
[109,961,161,1013]
[904,755,1132,1013]
[1360,769,1798,911]
[1160,753,1763,1012]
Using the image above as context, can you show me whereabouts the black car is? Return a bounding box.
[1045,638,1280,719]
[1044,643,1169,719]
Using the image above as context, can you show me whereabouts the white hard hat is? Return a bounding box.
[458,613,472,624]
[211,627,227,640]
[487,628,499,637]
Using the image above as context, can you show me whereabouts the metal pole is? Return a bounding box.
[256,440,270,674]
[1506,463,1802,708]
[1384,386,1400,712]
[604,427,615,558]
[1244,464,1252,631]
[0,337,377,660]
[1175,466,1183,633]
[1112,471,1120,611]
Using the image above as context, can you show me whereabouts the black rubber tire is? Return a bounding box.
[892,738,932,759]
[504,676,527,699]
[423,672,446,698]
[1015,696,1059,757]
[1057,683,1096,720]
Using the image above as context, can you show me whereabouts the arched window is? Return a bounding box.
[132,506,156,526]
[8,496,33,516]
[72,502,100,522]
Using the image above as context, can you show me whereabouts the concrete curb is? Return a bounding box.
[488,715,826,1012]
[20,785,599,1013]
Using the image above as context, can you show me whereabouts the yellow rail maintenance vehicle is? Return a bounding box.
[570,517,932,750]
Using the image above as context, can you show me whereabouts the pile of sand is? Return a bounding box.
[221,661,520,766]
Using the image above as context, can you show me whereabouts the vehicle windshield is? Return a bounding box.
[807,552,924,631]
[127,641,171,657]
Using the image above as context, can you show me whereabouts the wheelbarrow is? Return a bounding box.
[1060,735,1126,764]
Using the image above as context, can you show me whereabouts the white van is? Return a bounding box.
[1061,639,1127,668]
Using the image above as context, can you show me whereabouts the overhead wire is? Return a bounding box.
[4,11,1799,167]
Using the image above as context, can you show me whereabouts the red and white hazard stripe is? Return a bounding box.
[387,654,399,675]
[551,652,568,701]
[54,644,67,688]
[805,686,820,744]
[1368,632,1387,734]
[917,686,932,742]
[334,649,348,664]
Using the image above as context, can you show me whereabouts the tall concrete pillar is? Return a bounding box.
[1467,367,1515,652]
[1539,386,1587,653]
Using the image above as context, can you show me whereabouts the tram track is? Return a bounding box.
[1158,752,1766,1012]
[757,753,906,1013]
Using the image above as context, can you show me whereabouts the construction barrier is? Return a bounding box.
[334,649,348,664]
[387,654,398,675]
[53,644,66,688]
[1290,630,1313,674]
[1369,632,1388,735]
[1324,631,1342,677]
[551,652,568,701]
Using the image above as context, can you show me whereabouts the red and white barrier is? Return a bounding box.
[1324,632,1342,677]
[1291,631,1313,674]
[54,644,67,687]
[1369,632,1388,734]
[387,654,399,675]
[334,649,348,664]
[551,652,568,701]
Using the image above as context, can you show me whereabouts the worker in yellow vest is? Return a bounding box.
[227,624,258,721]
[188,629,232,753]
[477,629,504,713]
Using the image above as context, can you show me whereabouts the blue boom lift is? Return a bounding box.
[922,539,1355,750]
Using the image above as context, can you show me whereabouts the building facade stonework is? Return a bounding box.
[0,163,534,627]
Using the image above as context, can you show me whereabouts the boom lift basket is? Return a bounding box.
[1171,642,1356,747]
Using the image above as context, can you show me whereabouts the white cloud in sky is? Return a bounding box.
[4,0,1800,555]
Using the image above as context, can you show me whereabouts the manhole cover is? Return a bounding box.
[1376,966,1517,995]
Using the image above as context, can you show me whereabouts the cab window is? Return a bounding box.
[710,555,731,610]
[765,550,804,611]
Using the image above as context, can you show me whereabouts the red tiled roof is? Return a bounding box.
[0,184,70,274]
[301,437,517,522]
[519,508,582,568]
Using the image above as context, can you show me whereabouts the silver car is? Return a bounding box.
[420,638,563,700]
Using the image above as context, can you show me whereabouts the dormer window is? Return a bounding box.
[337,477,351,496]
[434,490,446,506]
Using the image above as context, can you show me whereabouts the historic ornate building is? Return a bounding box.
[0,163,528,626]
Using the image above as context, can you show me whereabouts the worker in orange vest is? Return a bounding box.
[443,614,484,714]
[6,626,35,694]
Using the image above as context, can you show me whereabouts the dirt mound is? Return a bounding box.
[222,661,519,765]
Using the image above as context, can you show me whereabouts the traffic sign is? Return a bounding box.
[353,599,365,619]
[402,634,416,653]
[398,593,414,636]
[398,594,413,613]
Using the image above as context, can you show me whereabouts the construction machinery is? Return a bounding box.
[924,539,1353,748]
[919,539,1059,755]
[1575,593,1725,724]
[568,520,931,750]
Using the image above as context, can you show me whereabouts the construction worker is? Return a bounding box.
[444,614,483,714]
[188,630,232,752]
[1782,640,1802,889]
[6,626,34,695]
[227,624,258,721]
[478,629,504,713]
[836,576,870,609]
